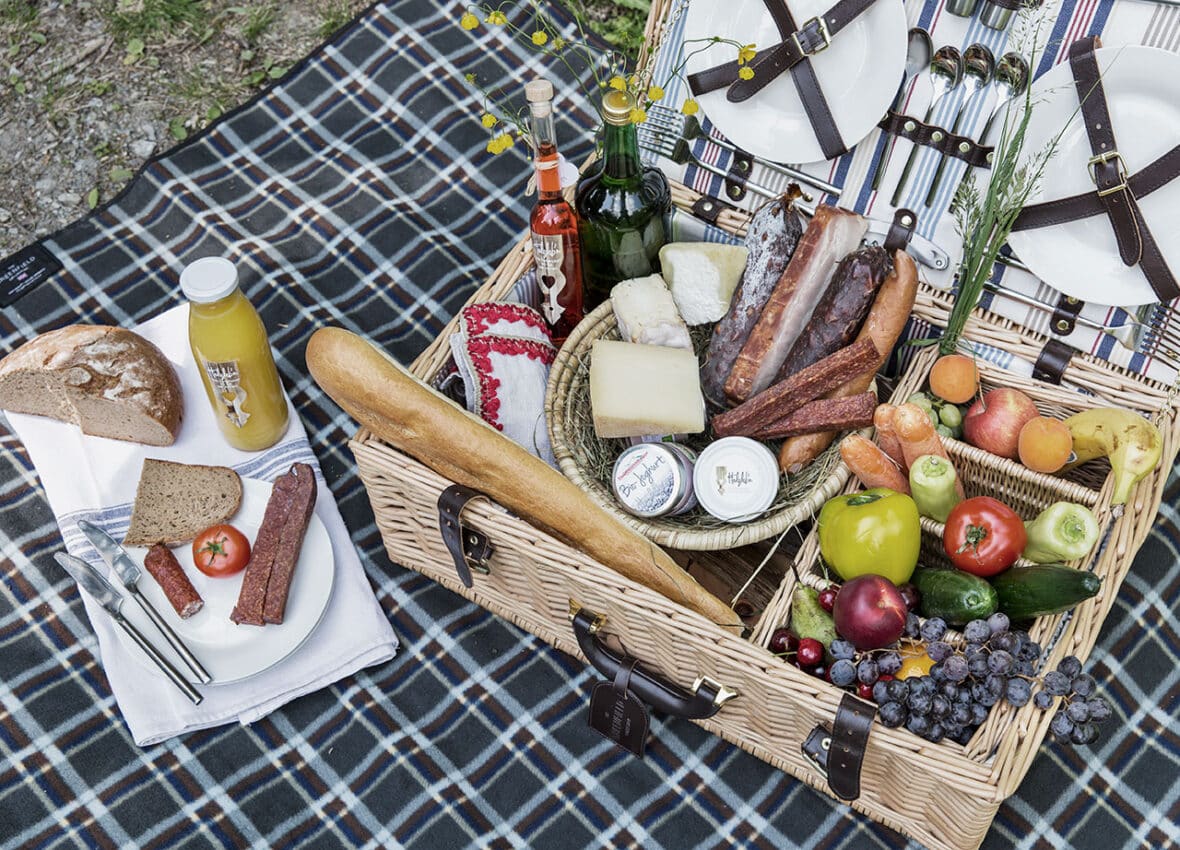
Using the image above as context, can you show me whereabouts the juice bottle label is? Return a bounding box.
[202,359,251,428]
[531,232,567,325]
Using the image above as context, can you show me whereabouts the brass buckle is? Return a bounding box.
[1088,150,1129,197]
[792,16,832,57]
[691,675,740,707]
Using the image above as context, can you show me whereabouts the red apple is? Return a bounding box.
[832,575,908,651]
[962,387,1039,460]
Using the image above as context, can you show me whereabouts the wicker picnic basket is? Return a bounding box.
[345,4,1180,848]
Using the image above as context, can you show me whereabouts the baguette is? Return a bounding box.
[779,250,918,473]
[306,327,741,631]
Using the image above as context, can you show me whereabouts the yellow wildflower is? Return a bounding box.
[460,11,479,30]
[608,75,626,91]
[738,43,757,65]
[486,10,507,25]
[531,30,548,46]
[629,107,647,124]
[552,37,565,52]
[681,99,700,116]
[480,112,497,128]
[486,133,514,154]
[647,85,665,102]
[738,66,755,80]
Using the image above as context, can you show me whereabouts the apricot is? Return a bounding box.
[929,354,979,404]
[1017,417,1073,473]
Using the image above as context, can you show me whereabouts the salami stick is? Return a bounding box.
[712,337,880,438]
[144,545,203,619]
[750,393,877,440]
[779,250,918,473]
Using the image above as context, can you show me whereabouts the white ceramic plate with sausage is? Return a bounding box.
[118,477,335,684]
[682,0,908,164]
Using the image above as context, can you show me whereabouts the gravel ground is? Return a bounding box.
[0,0,645,259]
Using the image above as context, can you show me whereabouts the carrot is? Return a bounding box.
[892,403,965,497]
[778,250,919,473]
[839,434,910,494]
[873,404,907,471]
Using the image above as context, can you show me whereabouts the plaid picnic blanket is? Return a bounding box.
[0,1,1176,849]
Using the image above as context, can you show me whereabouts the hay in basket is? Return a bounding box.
[544,300,852,551]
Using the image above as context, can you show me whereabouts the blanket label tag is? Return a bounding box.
[0,243,63,307]
[588,681,648,758]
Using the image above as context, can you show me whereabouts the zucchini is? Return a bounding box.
[991,564,1101,621]
[913,568,998,625]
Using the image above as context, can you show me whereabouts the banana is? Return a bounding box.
[1064,407,1163,506]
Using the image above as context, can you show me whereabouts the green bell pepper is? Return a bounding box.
[908,454,961,523]
[817,488,920,585]
[1023,502,1101,564]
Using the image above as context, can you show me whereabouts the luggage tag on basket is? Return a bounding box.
[588,657,649,757]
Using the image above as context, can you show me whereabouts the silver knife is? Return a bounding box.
[78,520,212,684]
[54,552,203,705]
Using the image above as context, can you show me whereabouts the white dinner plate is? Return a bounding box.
[1007,45,1180,306]
[682,0,907,164]
[118,477,335,685]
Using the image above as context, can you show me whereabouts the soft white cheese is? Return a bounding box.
[659,242,750,325]
[589,339,706,439]
[609,274,692,349]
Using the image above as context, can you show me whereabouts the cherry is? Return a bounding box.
[857,682,875,700]
[898,583,921,613]
[769,628,795,655]
[817,587,838,613]
[797,638,824,667]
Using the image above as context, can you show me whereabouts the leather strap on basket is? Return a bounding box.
[438,484,494,588]
[687,0,877,159]
[801,693,877,800]
[1033,338,1076,385]
[877,109,994,168]
[1014,37,1179,302]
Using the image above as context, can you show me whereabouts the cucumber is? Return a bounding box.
[913,568,998,625]
[990,564,1101,621]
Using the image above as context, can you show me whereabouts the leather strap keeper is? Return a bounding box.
[1033,338,1076,385]
[801,694,877,800]
[883,207,918,254]
[691,195,729,224]
[1050,294,1085,336]
[438,484,494,588]
[877,110,994,168]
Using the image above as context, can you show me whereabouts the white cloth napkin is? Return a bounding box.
[6,304,398,746]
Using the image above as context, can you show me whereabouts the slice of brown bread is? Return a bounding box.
[0,325,182,447]
[124,459,243,546]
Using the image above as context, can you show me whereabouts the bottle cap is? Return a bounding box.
[180,257,239,303]
[693,437,780,522]
[602,89,635,126]
[525,79,554,103]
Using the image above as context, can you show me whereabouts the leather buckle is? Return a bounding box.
[793,16,831,57]
[1088,150,1129,197]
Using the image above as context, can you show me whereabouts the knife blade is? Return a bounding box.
[77,520,213,684]
[54,552,203,705]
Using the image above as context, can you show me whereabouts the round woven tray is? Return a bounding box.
[544,300,852,551]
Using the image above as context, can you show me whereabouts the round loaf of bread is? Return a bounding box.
[0,325,183,446]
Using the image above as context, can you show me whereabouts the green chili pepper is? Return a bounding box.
[908,454,961,523]
[1023,502,1101,563]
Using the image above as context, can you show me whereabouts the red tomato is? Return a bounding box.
[192,524,251,577]
[943,497,1026,577]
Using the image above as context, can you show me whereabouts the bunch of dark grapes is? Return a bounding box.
[861,613,1113,746]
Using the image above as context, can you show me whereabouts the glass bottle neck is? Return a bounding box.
[530,104,563,200]
[600,121,643,185]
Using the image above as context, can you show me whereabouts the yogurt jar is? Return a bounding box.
[693,437,780,522]
[611,442,698,518]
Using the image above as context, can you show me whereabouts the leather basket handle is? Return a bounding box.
[570,603,738,720]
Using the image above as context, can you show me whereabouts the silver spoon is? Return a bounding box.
[870,28,934,191]
[924,43,996,207]
[977,52,1031,148]
[890,45,964,207]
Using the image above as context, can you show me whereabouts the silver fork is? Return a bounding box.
[644,105,842,196]
[984,282,1180,370]
[636,123,818,214]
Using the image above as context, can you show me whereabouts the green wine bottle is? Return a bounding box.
[575,90,671,310]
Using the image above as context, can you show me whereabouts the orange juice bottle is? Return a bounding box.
[180,257,289,451]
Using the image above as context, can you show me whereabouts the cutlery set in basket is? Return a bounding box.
[330,1,1180,848]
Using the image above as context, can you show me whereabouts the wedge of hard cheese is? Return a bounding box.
[305,327,740,631]
[589,339,706,439]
